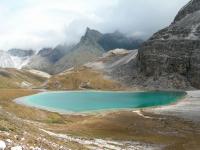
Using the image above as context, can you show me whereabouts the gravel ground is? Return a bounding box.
[146,90,200,122]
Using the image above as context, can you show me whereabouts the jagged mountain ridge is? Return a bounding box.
[25,28,143,74]
[135,0,200,89]
[52,28,105,74]
[24,47,71,73]
[0,28,143,75]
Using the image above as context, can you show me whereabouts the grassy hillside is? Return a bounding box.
[0,68,47,89]
[46,66,123,90]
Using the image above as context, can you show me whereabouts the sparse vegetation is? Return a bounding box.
[0,68,47,89]
[0,89,199,149]
[47,66,123,90]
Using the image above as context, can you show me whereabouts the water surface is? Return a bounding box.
[18,91,186,113]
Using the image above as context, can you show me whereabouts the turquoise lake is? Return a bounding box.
[18,91,186,113]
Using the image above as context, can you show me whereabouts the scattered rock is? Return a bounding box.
[11,146,22,150]
[0,140,6,150]
[5,139,12,143]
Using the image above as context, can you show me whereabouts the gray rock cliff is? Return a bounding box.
[137,0,200,89]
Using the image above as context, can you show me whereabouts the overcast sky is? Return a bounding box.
[0,0,190,50]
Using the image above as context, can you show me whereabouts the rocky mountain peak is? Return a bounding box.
[174,0,200,23]
[81,27,102,43]
[25,27,143,74]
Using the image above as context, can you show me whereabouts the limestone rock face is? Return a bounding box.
[137,0,200,88]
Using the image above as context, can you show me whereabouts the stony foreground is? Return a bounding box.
[0,89,199,150]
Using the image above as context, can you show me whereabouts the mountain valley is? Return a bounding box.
[0,0,200,150]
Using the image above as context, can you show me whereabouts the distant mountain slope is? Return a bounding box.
[52,28,105,74]
[0,51,14,68]
[0,28,142,74]
[53,28,143,74]
[135,0,200,89]
[0,49,34,69]
[46,49,138,90]
[8,49,34,57]
[85,49,138,87]
[0,68,47,89]
[25,45,73,74]
[25,28,143,74]
[98,31,142,51]
[25,48,56,73]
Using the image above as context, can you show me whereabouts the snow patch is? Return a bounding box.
[10,56,31,69]
[103,48,130,57]
[0,51,14,68]
[0,51,32,69]
[28,69,51,78]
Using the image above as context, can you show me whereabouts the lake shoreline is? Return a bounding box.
[146,90,200,122]
[15,89,200,124]
[14,90,186,116]
[0,89,200,149]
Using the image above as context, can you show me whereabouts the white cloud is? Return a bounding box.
[0,0,190,50]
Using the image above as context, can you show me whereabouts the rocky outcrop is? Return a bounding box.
[137,0,200,89]
[174,0,200,23]
[85,49,139,88]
